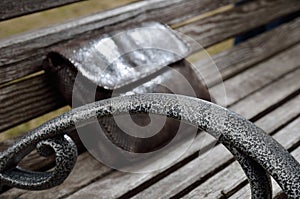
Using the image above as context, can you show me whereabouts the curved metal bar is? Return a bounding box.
[0,94,299,198]
[219,135,272,198]
[0,135,77,190]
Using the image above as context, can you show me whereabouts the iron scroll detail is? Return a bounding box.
[0,94,299,198]
[0,135,77,190]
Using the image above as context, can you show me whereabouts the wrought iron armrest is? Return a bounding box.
[1,94,300,198]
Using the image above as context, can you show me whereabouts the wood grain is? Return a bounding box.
[0,0,237,84]
[68,144,232,199]
[177,0,300,50]
[0,0,83,21]
[210,44,300,107]
[193,12,300,87]
[1,17,300,133]
[0,74,65,132]
[229,67,300,120]
[5,90,299,198]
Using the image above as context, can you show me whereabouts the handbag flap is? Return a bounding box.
[47,22,190,90]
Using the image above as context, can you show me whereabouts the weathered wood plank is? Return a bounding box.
[182,116,300,199]
[194,16,300,87]
[133,145,234,199]
[253,95,300,135]
[210,44,300,107]
[229,67,300,120]
[229,184,251,199]
[68,113,300,199]
[130,95,300,199]
[177,0,300,51]
[0,0,83,21]
[2,17,300,132]
[0,74,65,132]
[0,0,237,84]
[69,142,231,199]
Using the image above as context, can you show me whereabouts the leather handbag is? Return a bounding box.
[43,22,212,164]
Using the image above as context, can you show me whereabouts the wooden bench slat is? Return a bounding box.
[0,75,65,132]
[182,116,300,199]
[2,17,300,132]
[178,0,300,52]
[0,0,237,85]
[229,183,252,198]
[0,0,83,21]
[69,143,232,199]
[229,67,300,119]
[210,44,300,107]
[128,94,300,199]
[194,16,300,87]
[186,161,245,199]
[133,144,234,199]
